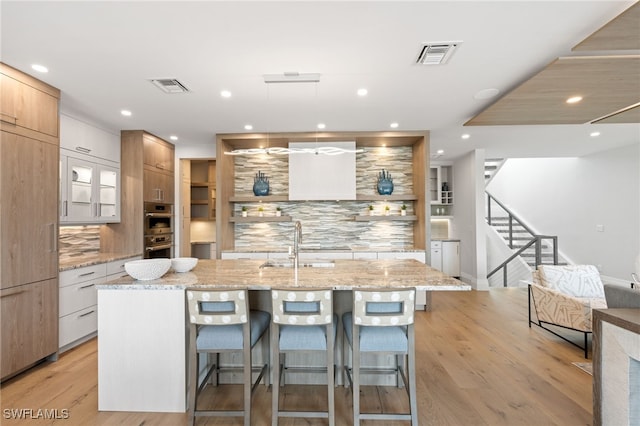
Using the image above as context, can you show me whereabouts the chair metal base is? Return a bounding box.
[528,284,590,359]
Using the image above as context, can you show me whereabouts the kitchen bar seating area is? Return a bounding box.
[96,258,468,415]
[0,288,597,425]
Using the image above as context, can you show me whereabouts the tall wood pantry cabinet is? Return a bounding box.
[0,63,60,380]
[100,131,174,255]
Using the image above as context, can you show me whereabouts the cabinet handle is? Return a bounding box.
[78,284,95,290]
[75,146,92,153]
[78,310,96,318]
[63,200,68,217]
[50,223,58,253]
[78,271,96,277]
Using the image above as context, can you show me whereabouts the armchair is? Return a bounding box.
[528,265,607,358]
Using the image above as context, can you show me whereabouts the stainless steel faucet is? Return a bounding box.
[291,221,302,270]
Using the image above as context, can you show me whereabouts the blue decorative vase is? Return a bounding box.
[376,169,394,195]
[253,171,270,196]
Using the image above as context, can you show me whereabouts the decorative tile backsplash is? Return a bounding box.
[59,225,101,261]
[233,146,417,249]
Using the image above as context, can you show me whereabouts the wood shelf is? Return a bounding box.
[191,199,208,205]
[353,215,417,222]
[229,215,293,223]
[190,182,212,187]
[230,194,418,203]
[356,194,418,201]
[230,195,289,202]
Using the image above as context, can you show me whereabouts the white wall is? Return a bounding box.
[487,142,640,282]
[452,149,489,290]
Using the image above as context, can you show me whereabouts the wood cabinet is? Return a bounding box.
[144,168,174,203]
[143,134,174,172]
[142,134,174,203]
[180,159,191,257]
[1,279,58,379]
[1,132,59,290]
[0,70,58,139]
[0,63,60,380]
[100,130,174,255]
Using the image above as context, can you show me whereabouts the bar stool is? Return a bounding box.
[270,288,336,426]
[343,288,418,426]
[186,288,270,426]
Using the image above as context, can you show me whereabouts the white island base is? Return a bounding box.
[98,289,187,412]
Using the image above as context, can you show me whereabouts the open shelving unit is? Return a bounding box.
[215,131,430,258]
[229,215,293,223]
[353,215,417,222]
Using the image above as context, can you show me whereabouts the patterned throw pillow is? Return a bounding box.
[538,265,605,298]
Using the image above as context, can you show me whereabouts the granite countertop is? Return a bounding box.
[97,258,471,291]
[59,252,143,272]
[223,246,426,253]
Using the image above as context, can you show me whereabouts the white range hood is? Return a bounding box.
[288,141,357,201]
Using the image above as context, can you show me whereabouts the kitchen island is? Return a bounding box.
[97,259,469,413]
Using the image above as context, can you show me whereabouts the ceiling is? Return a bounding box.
[1,1,639,161]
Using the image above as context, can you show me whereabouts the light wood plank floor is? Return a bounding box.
[0,288,593,425]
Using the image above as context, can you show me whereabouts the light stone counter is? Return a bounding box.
[59,251,143,272]
[97,259,469,413]
[98,258,469,291]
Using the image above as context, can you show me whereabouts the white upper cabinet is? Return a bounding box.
[60,114,120,164]
[60,114,120,224]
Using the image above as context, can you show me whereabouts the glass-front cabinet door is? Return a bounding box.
[67,157,95,222]
[60,154,120,224]
[97,165,120,222]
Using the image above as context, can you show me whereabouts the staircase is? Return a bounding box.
[484,158,505,184]
[488,215,561,268]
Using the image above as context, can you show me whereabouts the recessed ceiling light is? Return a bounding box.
[473,88,499,100]
[121,110,132,117]
[244,124,253,131]
[590,131,601,137]
[566,96,583,104]
[317,123,326,130]
[220,90,232,98]
[437,149,445,154]
[461,133,470,139]
[357,88,368,96]
[390,122,399,128]
[31,64,48,73]
[170,135,178,141]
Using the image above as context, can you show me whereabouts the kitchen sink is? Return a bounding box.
[259,260,336,268]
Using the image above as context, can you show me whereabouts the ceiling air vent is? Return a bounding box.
[416,42,462,65]
[150,79,190,94]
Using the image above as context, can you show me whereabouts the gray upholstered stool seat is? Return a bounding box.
[271,289,336,426]
[343,288,418,426]
[186,288,270,426]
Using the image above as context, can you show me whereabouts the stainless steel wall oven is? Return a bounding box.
[144,202,174,258]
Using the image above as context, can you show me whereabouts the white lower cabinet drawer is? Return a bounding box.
[60,263,107,288]
[59,280,98,317]
[59,305,98,348]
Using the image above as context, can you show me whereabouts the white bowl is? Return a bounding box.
[171,257,198,273]
[124,258,171,280]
